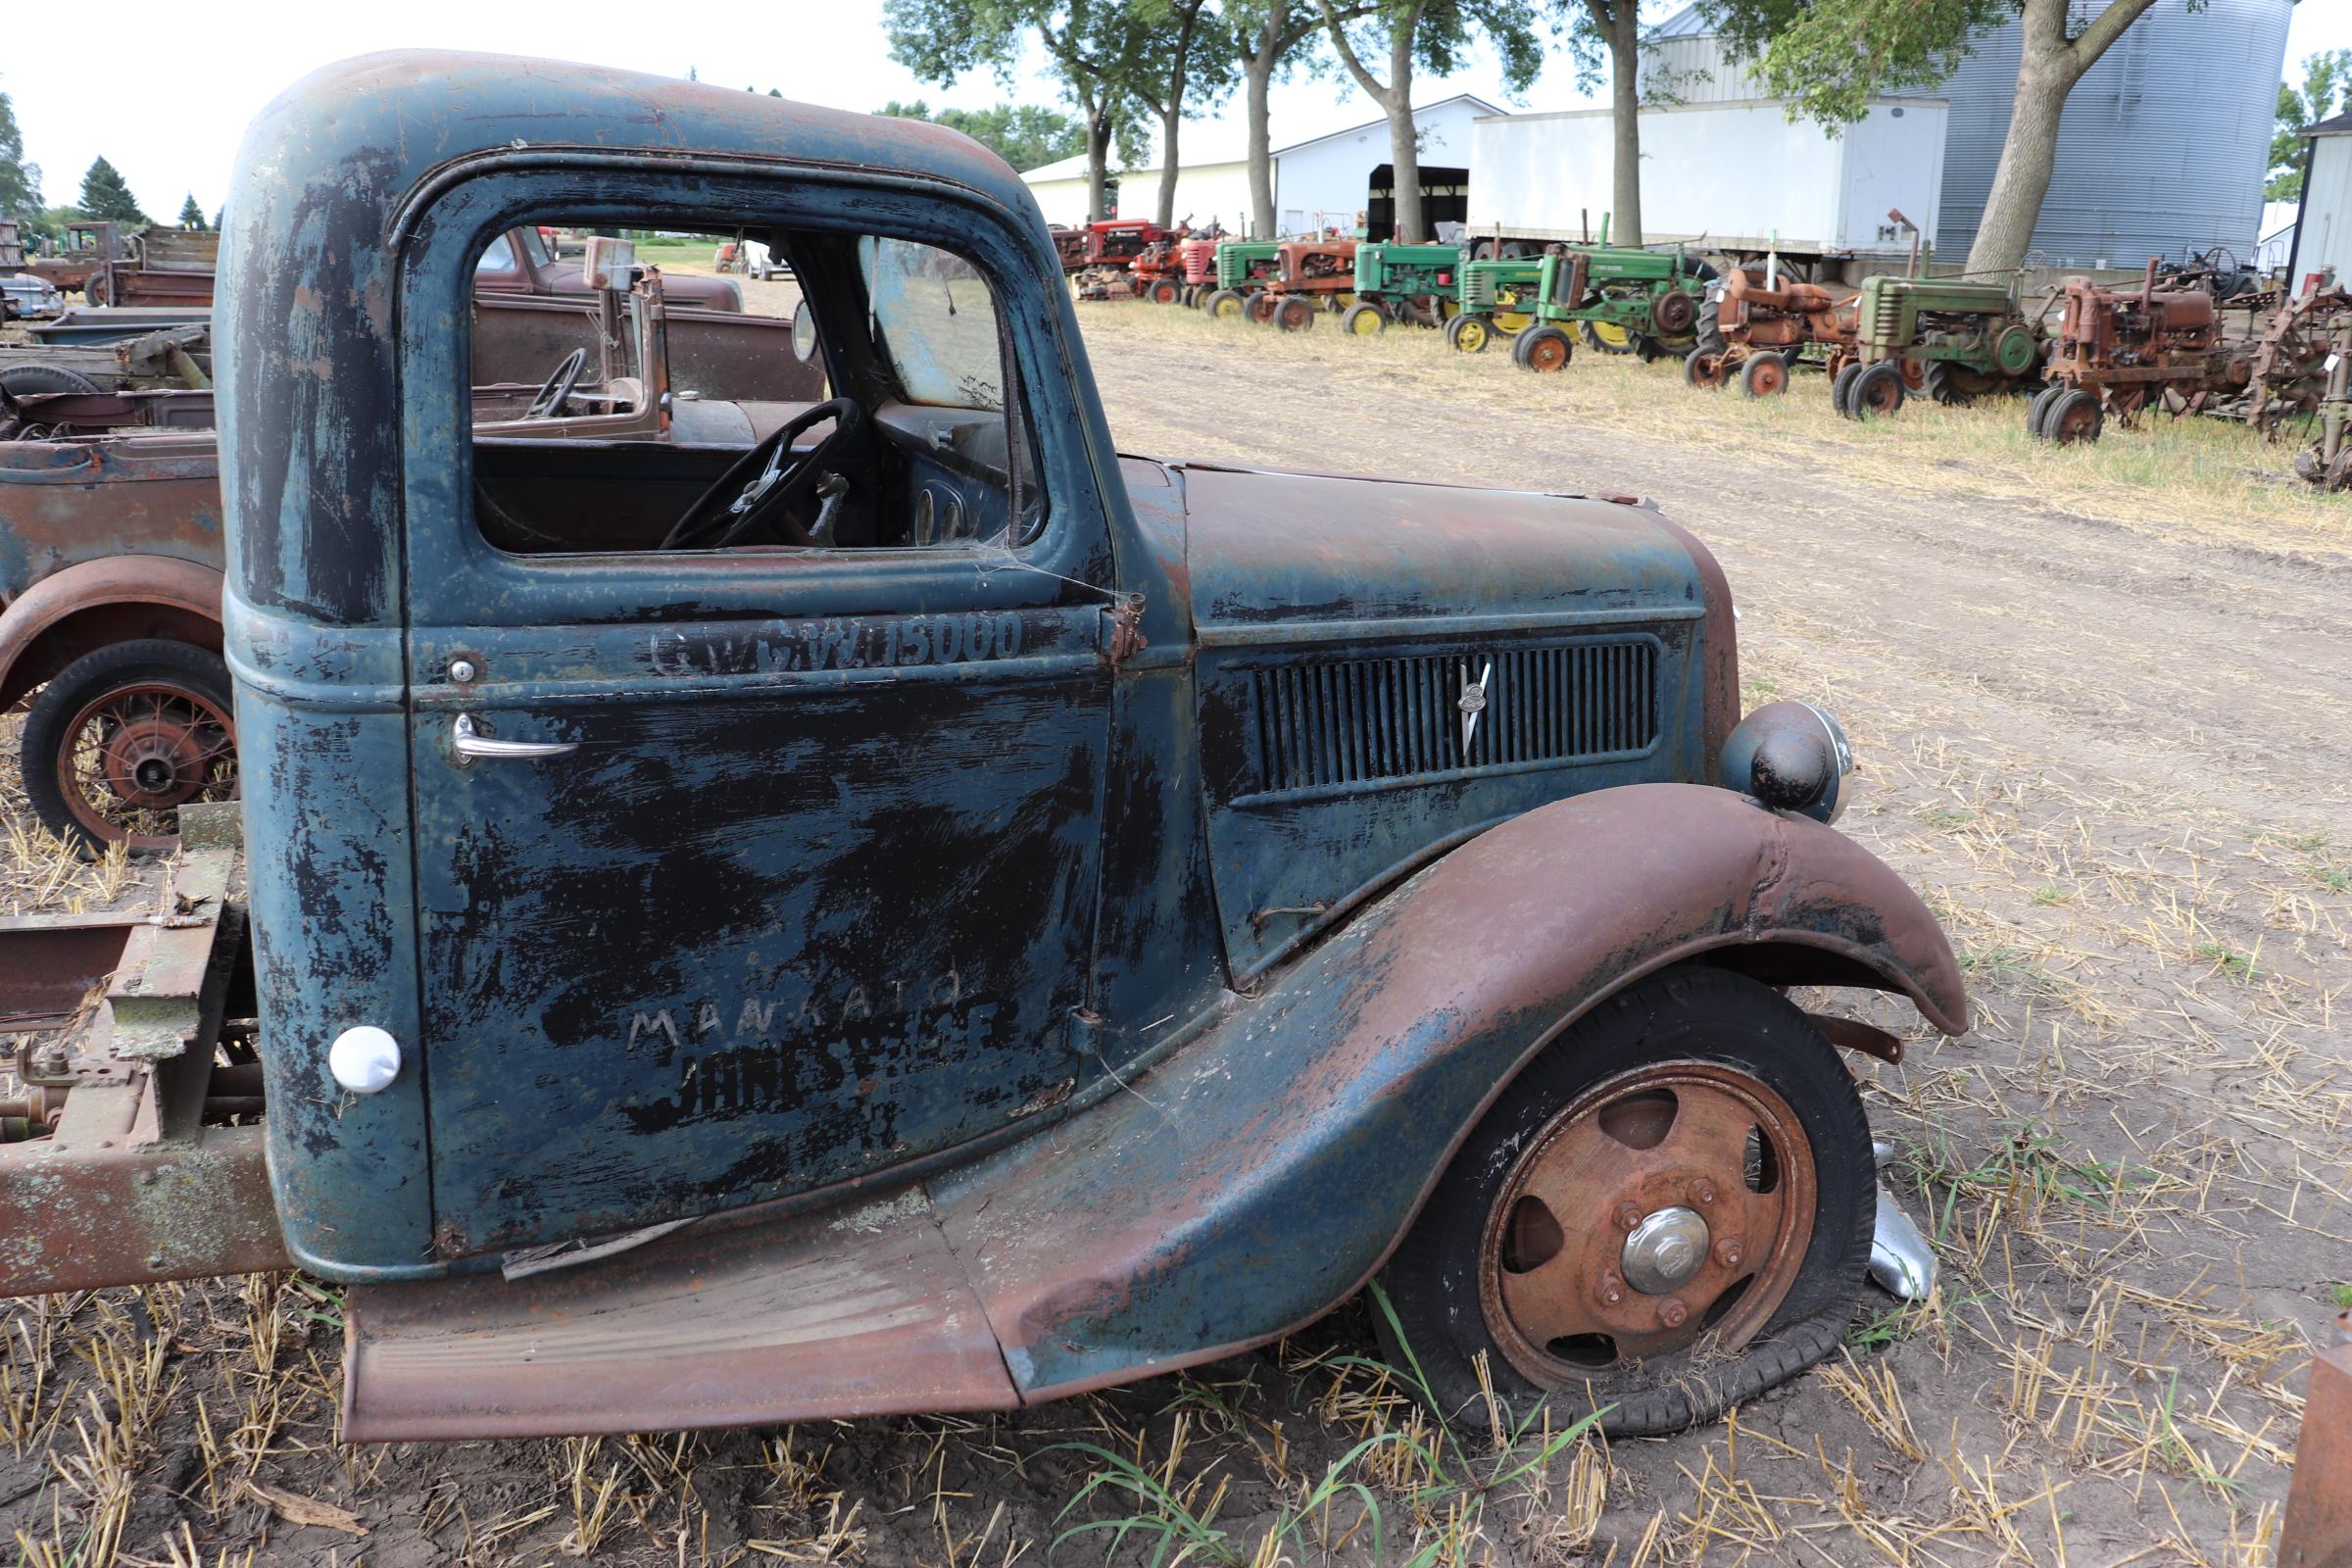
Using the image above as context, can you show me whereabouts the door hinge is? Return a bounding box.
[1102,593,1149,670]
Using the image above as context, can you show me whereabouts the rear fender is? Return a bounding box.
[0,555,224,710]
[934,781,1965,1401]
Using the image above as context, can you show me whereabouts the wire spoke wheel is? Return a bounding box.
[1480,1062,1816,1382]
[57,679,238,851]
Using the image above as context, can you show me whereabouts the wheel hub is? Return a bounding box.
[1620,1205,1709,1295]
[1478,1062,1817,1384]
[99,716,209,808]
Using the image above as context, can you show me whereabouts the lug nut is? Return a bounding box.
[1615,1202,1644,1231]
[1657,1298,1689,1329]
[1690,1178,1719,1206]
[1715,1238,1743,1267]
[1597,1271,1627,1307]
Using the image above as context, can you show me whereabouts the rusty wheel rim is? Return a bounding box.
[2053,397,2101,444]
[1859,374,1902,416]
[1479,1061,1817,1385]
[1527,332,1569,372]
[1747,358,1788,396]
[1898,359,1928,391]
[55,680,238,851]
[1689,352,1730,389]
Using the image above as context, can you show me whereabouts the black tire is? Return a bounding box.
[1692,295,1726,357]
[1378,968,1874,1438]
[1847,361,1906,419]
[1275,296,1316,332]
[1203,287,1246,319]
[22,639,238,856]
[1922,361,1969,406]
[1738,351,1789,397]
[0,365,107,399]
[2046,387,2104,445]
[1683,348,1730,389]
[1830,362,1863,416]
[1341,302,1388,337]
[1514,324,1573,372]
[2026,384,2064,438]
[1445,314,1493,354]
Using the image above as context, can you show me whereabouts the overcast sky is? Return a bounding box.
[7,1,2348,220]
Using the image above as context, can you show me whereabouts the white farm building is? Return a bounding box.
[1021,94,1500,239]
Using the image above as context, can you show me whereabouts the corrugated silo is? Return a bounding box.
[1936,0,2291,268]
[1642,0,2291,269]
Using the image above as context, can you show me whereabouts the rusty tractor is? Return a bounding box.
[1686,265,1859,398]
[1253,239,1359,330]
[1201,239,1283,319]
[2025,260,2223,445]
[1131,235,1192,306]
[2239,284,2352,440]
[2291,315,2352,492]
[1067,219,1170,300]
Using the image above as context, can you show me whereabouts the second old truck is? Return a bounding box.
[0,53,1963,1445]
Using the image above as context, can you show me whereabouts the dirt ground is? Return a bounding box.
[3,291,2348,1567]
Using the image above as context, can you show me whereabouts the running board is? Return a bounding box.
[340,1190,1017,1442]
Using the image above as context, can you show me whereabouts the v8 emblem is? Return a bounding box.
[1458,660,1494,757]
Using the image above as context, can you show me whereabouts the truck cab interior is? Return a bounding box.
[467,223,1047,561]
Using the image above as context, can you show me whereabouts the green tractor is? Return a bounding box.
[1446,243,1710,371]
[1202,240,1283,320]
[1836,274,2044,418]
[1341,242,1463,334]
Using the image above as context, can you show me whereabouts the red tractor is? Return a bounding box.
[1068,219,1172,300]
[1252,239,1359,330]
[2028,259,2223,445]
[1685,266,1859,398]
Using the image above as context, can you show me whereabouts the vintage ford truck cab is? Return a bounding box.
[0,52,1963,1444]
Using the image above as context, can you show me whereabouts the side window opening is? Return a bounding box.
[460,220,1047,561]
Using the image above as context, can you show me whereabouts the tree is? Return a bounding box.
[878,100,1091,172]
[176,193,208,229]
[77,156,148,226]
[2270,48,2352,201]
[1560,2,1643,244]
[1127,0,1237,227]
[888,0,1154,223]
[0,80,39,223]
[1226,1,1371,238]
[1702,0,2178,276]
[1318,0,1544,242]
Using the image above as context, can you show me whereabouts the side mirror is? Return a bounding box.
[582,235,637,292]
[791,297,818,363]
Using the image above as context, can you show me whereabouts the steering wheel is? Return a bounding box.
[661,397,866,551]
[526,348,588,419]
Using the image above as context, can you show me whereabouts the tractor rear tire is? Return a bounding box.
[2046,388,2104,446]
[1922,362,1970,406]
[1830,362,1863,415]
[1204,288,1246,319]
[1684,349,1731,390]
[1343,302,1387,336]
[1515,325,1573,373]
[1739,352,1789,398]
[1846,362,1906,420]
[1580,319,1635,356]
[1276,296,1316,332]
[1446,314,1494,354]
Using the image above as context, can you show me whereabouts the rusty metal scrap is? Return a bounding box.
[2282,1310,2352,1568]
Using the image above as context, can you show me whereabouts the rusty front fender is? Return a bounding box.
[0,555,225,710]
[935,781,1965,1402]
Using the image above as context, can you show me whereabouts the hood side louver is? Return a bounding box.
[1245,638,1660,801]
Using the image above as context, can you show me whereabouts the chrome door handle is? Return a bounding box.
[453,711,577,762]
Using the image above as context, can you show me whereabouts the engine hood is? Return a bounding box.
[1133,459,1737,982]
[1169,461,1712,641]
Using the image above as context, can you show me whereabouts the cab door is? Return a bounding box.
[395,181,1115,1260]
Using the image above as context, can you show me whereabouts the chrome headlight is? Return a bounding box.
[1720,701,1853,823]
